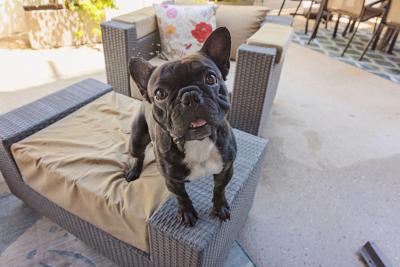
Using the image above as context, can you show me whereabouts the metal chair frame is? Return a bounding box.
[360,0,400,60]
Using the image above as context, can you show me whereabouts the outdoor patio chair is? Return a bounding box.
[101,8,294,136]
[304,0,325,34]
[360,0,400,60]
[0,79,268,267]
[278,0,304,16]
[307,0,384,48]
[336,0,386,56]
[278,0,324,34]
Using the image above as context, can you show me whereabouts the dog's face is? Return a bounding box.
[129,27,231,142]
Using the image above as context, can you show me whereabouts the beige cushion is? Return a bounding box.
[327,0,366,17]
[11,92,171,252]
[247,22,293,64]
[216,5,269,60]
[113,7,157,39]
[130,57,236,100]
[387,0,400,27]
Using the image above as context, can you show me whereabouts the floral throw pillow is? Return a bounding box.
[153,3,217,60]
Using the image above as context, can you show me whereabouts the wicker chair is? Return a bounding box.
[101,9,293,136]
[0,79,268,267]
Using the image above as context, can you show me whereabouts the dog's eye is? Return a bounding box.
[155,89,168,101]
[205,73,217,85]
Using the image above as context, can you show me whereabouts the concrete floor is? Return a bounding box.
[0,45,106,113]
[239,43,400,267]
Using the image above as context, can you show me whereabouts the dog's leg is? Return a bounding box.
[212,165,233,221]
[125,110,150,182]
[165,180,198,226]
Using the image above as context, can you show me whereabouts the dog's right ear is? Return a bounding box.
[129,57,155,101]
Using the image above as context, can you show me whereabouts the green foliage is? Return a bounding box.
[65,0,116,24]
[64,0,116,41]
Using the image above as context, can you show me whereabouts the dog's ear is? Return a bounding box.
[129,57,155,101]
[200,27,231,80]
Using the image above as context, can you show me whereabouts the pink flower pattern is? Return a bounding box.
[153,4,216,60]
[166,8,177,19]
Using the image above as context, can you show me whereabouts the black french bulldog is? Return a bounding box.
[126,27,237,227]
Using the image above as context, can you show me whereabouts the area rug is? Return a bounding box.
[0,179,254,267]
[292,25,400,84]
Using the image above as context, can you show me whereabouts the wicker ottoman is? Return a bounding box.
[0,79,268,267]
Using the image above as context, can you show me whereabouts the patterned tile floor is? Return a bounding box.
[292,25,400,84]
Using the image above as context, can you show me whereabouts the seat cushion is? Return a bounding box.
[327,0,368,17]
[387,0,400,27]
[130,57,236,100]
[113,7,157,39]
[11,92,171,252]
[216,5,269,60]
[246,22,293,64]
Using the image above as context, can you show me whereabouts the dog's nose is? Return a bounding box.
[180,87,203,107]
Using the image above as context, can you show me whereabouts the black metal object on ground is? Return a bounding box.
[359,241,393,267]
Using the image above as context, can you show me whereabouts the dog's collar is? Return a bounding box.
[168,177,191,184]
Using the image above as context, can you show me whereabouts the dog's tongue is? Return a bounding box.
[190,119,207,128]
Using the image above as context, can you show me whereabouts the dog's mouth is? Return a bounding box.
[189,118,207,129]
[184,118,211,141]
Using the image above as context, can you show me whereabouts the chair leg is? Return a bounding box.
[360,24,384,61]
[373,17,379,33]
[292,0,303,17]
[341,20,361,57]
[343,19,352,37]
[308,9,325,44]
[388,30,399,54]
[349,19,356,33]
[278,0,286,16]
[371,26,383,50]
[325,13,331,29]
[333,14,341,38]
[305,0,315,34]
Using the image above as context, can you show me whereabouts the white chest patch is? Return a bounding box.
[184,138,223,181]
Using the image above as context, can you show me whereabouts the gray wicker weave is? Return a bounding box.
[0,79,268,267]
[101,13,293,136]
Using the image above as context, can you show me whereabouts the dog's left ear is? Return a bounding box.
[129,57,155,101]
[201,27,231,80]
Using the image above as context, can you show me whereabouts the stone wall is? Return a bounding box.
[24,9,101,49]
[0,0,27,37]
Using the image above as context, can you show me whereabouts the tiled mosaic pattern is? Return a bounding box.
[292,26,400,84]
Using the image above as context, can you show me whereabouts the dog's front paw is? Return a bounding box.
[178,207,198,227]
[212,202,231,222]
[124,165,141,182]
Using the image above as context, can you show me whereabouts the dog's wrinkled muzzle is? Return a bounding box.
[178,86,204,107]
